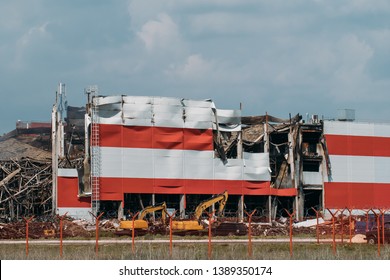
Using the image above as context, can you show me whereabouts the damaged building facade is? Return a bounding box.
[54,94,390,221]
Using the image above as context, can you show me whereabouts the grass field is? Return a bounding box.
[1,241,389,260]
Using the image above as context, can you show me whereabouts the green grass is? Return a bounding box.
[1,242,389,260]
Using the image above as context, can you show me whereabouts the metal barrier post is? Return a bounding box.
[89,212,104,257]
[207,211,215,259]
[131,211,140,255]
[365,210,370,232]
[379,209,386,247]
[166,210,176,258]
[283,209,295,257]
[340,209,345,244]
[326,209,340,256]
[58,212,68,258]
[244,209,257,258]
[346,208,353,244]
[23,216,34,257]
[369,209,381,256]
[311,207,322,244]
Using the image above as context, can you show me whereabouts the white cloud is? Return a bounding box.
[137,13,180,51]
[2,0,390,134]
[167,54,215,81]
[17,22,49,47]
[13,22,50,69]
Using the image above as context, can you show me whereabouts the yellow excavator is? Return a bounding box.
[172,190,228,231]
[117,202,168,234]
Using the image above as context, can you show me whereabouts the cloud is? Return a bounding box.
[1,0,390,134]
[137,13,180,51]
[166,54,215,81]
[13,22,50,69]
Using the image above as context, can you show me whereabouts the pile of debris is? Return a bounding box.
[0,138,51,161]
[0,157,83,221]
[0,158,52,221]
[0,219,92,239]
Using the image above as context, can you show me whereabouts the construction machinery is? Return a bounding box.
[172,190,228,232]
[116,202,168,235]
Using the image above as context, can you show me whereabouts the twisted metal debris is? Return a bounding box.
[0,157,83,222]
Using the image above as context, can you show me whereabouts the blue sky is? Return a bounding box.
[1,0,390,135]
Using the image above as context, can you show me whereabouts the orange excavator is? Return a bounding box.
[172,190,228,232]
[116,202,168,235]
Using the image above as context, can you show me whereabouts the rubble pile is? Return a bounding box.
[0,219,93,239]
[0,157,83,221]
[0,158,52,221]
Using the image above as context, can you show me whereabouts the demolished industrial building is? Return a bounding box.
[49,87,390,223]
[1,85,390,224]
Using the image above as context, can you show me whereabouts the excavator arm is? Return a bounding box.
[194,190,228,221]
[138,202,167,224]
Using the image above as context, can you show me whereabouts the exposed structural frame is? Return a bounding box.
[86,86,100,217]
[51,83,67,215]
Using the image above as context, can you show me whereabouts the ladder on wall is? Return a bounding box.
[90,90,100,217]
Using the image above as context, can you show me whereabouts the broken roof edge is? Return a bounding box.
[241,114,302,125]
[93,95,215,107]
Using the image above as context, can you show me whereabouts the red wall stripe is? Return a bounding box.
[58,177,91,207]
[97,177,296,199]
[325,134,390,157]
[325,182,390,208]
[97,124,213,150]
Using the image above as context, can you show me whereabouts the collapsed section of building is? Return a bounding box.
[53,93,390,222]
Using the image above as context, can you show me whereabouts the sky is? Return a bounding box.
[1,0,390,135]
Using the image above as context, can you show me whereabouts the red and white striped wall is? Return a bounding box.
[324,121,390,209]
[91,96,294,201]
[57,168,91,219]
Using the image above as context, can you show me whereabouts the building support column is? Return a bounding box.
[118,200,124,220]
[180,194,186,219]
[151,194,155,221]
[267,195,272,224]
[296,189,305,221]
[238,195,244,222]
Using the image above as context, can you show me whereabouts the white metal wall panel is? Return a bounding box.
[122,148,154,178]
[122,96,153,104]
[214,159,243,180]
[243,152,271,181]
[245,152,272,181]
[122,103,152,120]
[100,147,214,180]
[373,123,390,137]
[96,96,216,129]
[99,147,123,178]
[154,149,184,179]
[58,168,78,177]
[184,150,214,179]
[123,119,152,126]
[185,107,214,122]
[184,107,213,129]
[324,121,390,137]
[182,99,213,108]
[153,96,183,106]
[215,109,241,124]
[153,104,184,127]
[58,207,91,221]
[302,171,323,185]
[99,147,270,181]
[329,155,390,183]
[94,96,122,106]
